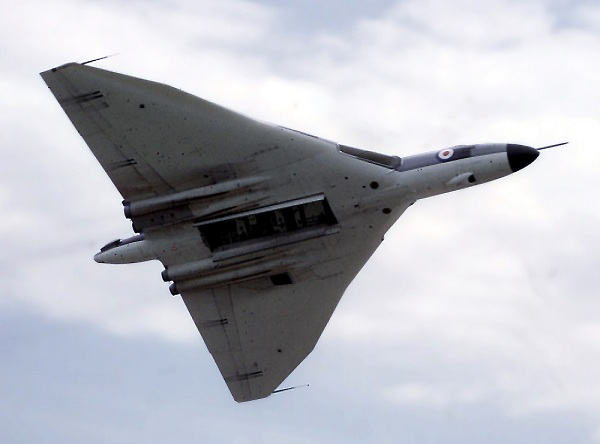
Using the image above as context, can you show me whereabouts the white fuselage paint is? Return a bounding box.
[94,145,515,268]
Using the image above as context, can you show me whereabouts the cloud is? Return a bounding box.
[384,381,482,408]
[3,0,600,441]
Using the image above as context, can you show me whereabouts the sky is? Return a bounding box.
[2,0,600,442]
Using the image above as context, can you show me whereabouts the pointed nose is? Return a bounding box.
[507,144,539,172]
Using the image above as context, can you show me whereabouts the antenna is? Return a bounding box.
[537,142,568,151]
[81,54,118,65]
[272,384,310,394]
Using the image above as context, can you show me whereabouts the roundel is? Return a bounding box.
[438,148,454,161]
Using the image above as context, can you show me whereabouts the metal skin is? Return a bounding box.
[94,143,539,265]
[41,62,542,402]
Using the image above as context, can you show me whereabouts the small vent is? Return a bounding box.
[270,273,293,286]
[74,90,104,103]
[226,371,264,382]
[201,318,229,328]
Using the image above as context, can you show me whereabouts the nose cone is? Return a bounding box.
[507,144,539,172]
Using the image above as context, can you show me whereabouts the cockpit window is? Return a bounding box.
[339,145,401,169]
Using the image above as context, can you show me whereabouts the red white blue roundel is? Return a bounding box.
[438,148,454,160]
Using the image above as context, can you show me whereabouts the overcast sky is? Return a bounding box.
[2,0,600,442]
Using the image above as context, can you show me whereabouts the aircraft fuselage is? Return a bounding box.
[94,142,539,266]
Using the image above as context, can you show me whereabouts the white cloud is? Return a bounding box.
[384,381,482,408]
[3,0,600,440]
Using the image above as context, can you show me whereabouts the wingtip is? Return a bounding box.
[41,55,116,77]
[40,62,79,77]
